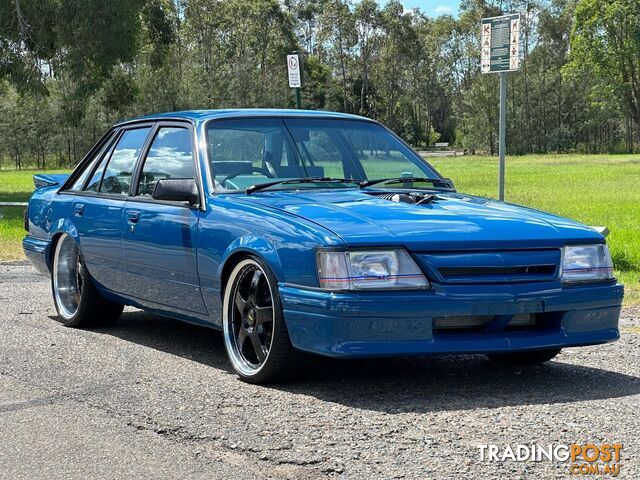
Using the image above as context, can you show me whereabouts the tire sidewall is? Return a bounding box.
[51,234,86,327]
[222,256,287,381]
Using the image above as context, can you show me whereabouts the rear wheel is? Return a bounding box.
[486,348,561,365]
[51,233,123,327]
[222,256,302,383]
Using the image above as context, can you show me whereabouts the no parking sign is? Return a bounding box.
[287,54,302,88]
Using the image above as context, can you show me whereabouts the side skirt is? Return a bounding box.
[98,287,220,329]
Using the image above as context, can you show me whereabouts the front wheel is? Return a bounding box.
[222,256,302,383]
[51,233,123,327]
[486,348,561,365]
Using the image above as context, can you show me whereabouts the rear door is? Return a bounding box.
[73,125,153,292]
[121,122,207,315]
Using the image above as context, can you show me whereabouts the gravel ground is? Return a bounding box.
[1,261,638,479]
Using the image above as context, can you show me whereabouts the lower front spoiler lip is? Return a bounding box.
[307,328,620,358]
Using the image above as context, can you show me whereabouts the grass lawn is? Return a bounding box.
[1,154,638,303]
[0,169,68,261]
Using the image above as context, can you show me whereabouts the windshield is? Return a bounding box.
[206,118,440,191]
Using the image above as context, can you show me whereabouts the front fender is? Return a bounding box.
[218,235,283,283]
[196,197,344,326]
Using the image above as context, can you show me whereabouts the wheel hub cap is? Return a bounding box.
[246,309,256,327]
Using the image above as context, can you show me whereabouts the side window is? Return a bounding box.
[69,133,114,191]
[137,127,194,196]
[99,127,152,195]
[85,140,117,192]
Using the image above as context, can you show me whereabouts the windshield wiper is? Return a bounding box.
[246,177,360,194]
[359,176,451,189]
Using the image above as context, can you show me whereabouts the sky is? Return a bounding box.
[377,0,461,17]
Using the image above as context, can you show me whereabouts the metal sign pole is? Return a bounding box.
[295,87,302,109]
[498,72,507,201]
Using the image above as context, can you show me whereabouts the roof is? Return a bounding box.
[114,108,372,126]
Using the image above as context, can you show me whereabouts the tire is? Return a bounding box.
[486,348,561,365]
[222,255,304,384]
[51,233,123,327]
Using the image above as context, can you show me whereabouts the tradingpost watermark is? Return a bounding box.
[478,443,622,476]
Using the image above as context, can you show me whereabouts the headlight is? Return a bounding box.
[561,244,614,284]
[317,249,429,290]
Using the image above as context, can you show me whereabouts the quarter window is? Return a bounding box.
[137,127,194,196]
[69,133,114,191]
[85,140,117,192]
[99,127,152,195]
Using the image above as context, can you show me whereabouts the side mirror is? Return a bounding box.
[443,177,455,190]
[152,179,199,206]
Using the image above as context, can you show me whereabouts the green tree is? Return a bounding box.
[318,0,356,112]
[354,0,380,115]
[566,0,640,144]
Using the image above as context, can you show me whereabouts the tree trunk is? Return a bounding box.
[338,32,348,112]
[360,62,367,114]
[67,136,72,166]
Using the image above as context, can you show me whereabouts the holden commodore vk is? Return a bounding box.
[23,109,624,383]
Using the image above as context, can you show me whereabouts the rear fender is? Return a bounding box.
[47,219,81,270]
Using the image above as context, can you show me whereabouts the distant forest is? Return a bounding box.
[1,0,639,169]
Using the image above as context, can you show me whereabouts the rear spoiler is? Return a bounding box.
[33,173,71,189]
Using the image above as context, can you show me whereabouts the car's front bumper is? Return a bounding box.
[279,281,623,357]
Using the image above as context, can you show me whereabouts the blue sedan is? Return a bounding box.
[23,109,624,383]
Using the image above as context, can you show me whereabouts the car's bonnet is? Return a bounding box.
[235,189,602,251]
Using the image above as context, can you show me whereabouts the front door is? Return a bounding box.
[121,124,207,315]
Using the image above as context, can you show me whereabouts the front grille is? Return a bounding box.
[416,249,561,284]
[439,265,556,278]
[433,313,536,332]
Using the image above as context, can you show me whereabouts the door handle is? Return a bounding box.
[127,211,140,224]
[74,203,84,217]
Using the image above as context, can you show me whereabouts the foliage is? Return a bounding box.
[565,0,640,144]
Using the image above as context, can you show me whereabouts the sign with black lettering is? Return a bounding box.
[481,14,520,74]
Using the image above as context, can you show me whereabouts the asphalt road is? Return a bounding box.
[1,261,638,479]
